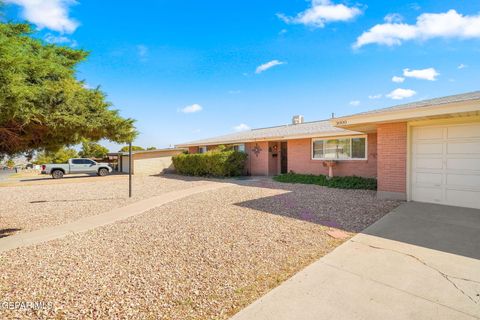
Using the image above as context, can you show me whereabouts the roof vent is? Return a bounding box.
[292,115,304,125]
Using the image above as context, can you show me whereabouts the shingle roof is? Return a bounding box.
[177,120,357,147]
[177,91,480,147]
[340,90,480,118]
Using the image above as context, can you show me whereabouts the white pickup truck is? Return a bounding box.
[41,158,113,179]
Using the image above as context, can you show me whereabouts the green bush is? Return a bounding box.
[172,150,248,177]
[273,173,377,190]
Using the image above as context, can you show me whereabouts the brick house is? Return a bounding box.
[177,91,480,209]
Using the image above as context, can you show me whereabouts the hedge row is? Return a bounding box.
[172,150,247,177]
[273,173,377,190]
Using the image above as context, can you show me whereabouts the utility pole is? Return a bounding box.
[128,140,132,198]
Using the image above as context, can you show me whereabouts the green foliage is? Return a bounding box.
[146,147,156,150]
[79,141,109,159]
[172,150,248,177]
[35,147,79,164]
[0,23,136,157]
[6,159,14,168]
[273,173,377,190]
[119,145,144,152]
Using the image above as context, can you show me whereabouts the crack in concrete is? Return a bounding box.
[351,239,479,305]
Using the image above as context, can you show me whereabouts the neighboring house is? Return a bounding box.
[177,91,480,209]
[108,148,186,175]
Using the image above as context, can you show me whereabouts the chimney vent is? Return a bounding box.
[292,115,304,125]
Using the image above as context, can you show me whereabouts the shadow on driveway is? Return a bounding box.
[362,201,480,260]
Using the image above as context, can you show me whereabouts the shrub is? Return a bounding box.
[172,150,247,177]
[273,173,377,190]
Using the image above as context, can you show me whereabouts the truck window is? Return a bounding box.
[71,159,83,164]
[84,160,95,165]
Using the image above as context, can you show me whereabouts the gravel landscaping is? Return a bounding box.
[0,177,399,319]
[0,174,211,235]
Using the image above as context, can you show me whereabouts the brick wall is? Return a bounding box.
[245,142,269,176]
[377,122,407,194]
[287,133,378,177]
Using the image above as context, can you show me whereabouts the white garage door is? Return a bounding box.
[411,122,480,209]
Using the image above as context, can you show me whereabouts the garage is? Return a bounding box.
[411,122,480,209]
[109,148,186,175]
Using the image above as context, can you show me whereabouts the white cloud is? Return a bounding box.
[384,13,403,24]
[277,0,362,28]
[392,76,405,83]
[180,104,203,114]
[6,0,79,33]
[44,33,77,46]
[403,67,439,80]
[458,63,467,69]
[386,88,417,100]
[368,94,382,99]
[349,100,360,106]
[354,10,480,48]
[255,60,285,74]
[233,123,251,132]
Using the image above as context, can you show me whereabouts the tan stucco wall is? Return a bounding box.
[120,150,185,175]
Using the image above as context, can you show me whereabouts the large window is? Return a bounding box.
[199,146,207,154]
[312,137,367,160]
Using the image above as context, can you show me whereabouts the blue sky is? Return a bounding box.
[4,0,480,151]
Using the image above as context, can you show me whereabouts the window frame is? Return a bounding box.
[232,144,246,152]
[84,159,96,165]
[198,146,207,154]
[311,135,368,161]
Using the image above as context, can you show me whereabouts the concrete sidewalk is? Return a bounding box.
[0,181,229,253]
[231,202,480,320]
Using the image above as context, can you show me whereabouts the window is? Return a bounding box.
[84,159,95,165]
[233,144,245,152]
[312,137,366,160]
[71,159,83,164]
[199,146,207,154]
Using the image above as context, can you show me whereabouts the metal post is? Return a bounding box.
[128,141,132,198]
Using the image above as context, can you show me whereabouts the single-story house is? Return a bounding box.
[177,91,480,209]
[108,148,186,175]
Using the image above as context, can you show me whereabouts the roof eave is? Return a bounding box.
[331,99,480,130]
[175,130,363,148]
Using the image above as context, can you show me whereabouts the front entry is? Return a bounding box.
[281,142,288,174]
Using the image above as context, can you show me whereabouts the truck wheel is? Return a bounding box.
[98,168,109,177]
[52,170,64,179]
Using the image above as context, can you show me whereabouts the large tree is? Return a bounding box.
[79,141,109,159]
[35,147,79,164]
[0,23,136,158]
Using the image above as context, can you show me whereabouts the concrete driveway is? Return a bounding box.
[231,202,480,320]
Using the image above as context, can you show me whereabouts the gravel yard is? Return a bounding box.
[0,174,211,235]
[0,177,399,319]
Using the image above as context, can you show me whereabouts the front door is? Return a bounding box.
[281,142,288,174]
